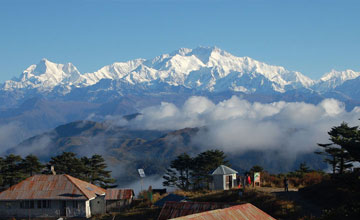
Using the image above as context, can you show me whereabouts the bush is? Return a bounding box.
[303,172,325,186]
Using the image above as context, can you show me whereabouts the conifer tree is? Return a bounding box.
[163,153,193,190]
[192,150,229,189]
[20,154,44,177]
[47,152,86,178]
[1,154,24,187]
[317,122,356,174]
[82,154,116,188]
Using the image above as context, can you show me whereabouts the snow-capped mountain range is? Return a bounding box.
[1,46,360,110]
[4,46,358,95]
[0,46,360,135]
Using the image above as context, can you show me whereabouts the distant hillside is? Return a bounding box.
[10,120,327,185]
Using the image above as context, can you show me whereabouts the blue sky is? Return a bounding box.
[0,0,359,82]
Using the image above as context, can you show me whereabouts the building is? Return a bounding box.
[154,194,188,207]
[157,201,232,220]
[169,203,276,220]
[211,165,238,190]
[0,174,106,218]
[105,188,134,212]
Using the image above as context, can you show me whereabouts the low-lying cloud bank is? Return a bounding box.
[115,96,360,156]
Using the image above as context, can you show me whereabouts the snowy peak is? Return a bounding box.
[314,69,360,92]
[320,69,360,82]
[4,59,82,91]
[80,59,146,86]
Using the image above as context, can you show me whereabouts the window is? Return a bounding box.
[73,200,79,208]
[5,202,12,209]
[30,201,34,208]
[43,200,51,208]
[20,201,31,209]
[20,200,51,209]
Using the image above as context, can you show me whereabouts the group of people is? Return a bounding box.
[236,173,253,188]
[236,173,289,192]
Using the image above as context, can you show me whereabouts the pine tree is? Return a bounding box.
[82,154,116,188]
[316,143,341,175]
[20,154,44,177]
[329,122,360,163]
[1,154,24,187]
[192,150,229,189]
[317,122,356,174]
[163,150,229,190]
[162,153,193,190]
[47,152,86,178]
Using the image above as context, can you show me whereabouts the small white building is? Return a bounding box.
[211,165,238,190]
[0,174,106,218]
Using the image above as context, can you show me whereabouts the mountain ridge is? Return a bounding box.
[4,46,347,94]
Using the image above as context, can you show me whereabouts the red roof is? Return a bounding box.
[105,189,134,200]
[170,203,276,220]
[0,174,106,201]
[158,201,232,220]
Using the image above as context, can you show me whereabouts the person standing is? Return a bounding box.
[247,174,251,186]
[283,177,289,192]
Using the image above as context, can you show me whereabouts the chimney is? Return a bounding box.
[51,166,56,175]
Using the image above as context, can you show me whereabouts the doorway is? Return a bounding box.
[60,201,66,216]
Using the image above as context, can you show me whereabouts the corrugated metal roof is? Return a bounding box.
[170,203,276,220]
[0,174,106,201]
[157,201,232,220]
[105,189,134,200]
[154,194,188,207]
[211,165,238,175]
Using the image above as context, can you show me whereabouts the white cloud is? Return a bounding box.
[118,96,360,156]
[0,122,33,155]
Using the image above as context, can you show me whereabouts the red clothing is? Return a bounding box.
[247,176,251,184]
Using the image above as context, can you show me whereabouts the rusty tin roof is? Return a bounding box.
[157,201,232,220]
[170,203,276,220]
[0,174,106,201]
[105,188,134,200]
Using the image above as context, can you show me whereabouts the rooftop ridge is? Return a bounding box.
[64,174,106,200]
[64,174,93,200]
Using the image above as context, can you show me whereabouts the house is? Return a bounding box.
[0,174,106,218]
[211,165,238,190]
[169,203,276,220]
[157,201,232,220]
[105,188,134,212]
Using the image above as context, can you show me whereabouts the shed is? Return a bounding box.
[0,174,106,218]
[211,165,238,190]
[170,203,276,220]
[105,188,134,212]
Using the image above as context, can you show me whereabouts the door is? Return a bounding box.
[228,175,233,188]
[225,175,232,189]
